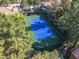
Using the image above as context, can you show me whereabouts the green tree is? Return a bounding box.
[28,0,33,4]
[33,0,41,5]
[0,13,33,59]
[59,0,79,45]
[1,0,17,4]
[20,0,28,10]
[28,0,41,5]
[21,0,28,6]
[49,0,79,45]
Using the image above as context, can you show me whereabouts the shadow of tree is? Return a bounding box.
[26,26,32,31]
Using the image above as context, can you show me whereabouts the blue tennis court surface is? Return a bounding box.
[29,16,56,41]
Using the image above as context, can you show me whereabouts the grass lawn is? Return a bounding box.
[25,15,39,43]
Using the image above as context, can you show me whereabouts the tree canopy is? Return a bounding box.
[0,0,17,3]
[59,0,79,45]
[28,0,41,5]
[0,13,33,59]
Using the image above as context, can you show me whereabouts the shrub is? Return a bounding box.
[0,13,33,59]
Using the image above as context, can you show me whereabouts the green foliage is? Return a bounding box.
[32,50,59,59]
[28,0,41,5]
[59,0,79,44]
[49,0,79,45]
[1,0,17,3]
[0,13,33,59]
[33,0,41,5]
[27,0,33,4]
[21,0,28,7]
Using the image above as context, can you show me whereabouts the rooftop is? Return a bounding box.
[69,45,79,59]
